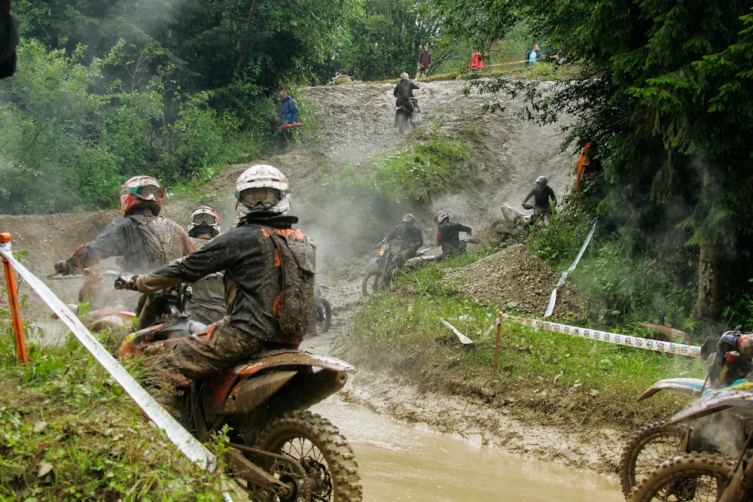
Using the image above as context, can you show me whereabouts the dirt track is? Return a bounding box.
[0,80,628,474]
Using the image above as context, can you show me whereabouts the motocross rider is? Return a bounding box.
[117,164,316,382]
[522,175,556,224]
[185,206,225,325]
[381,213,423,271]
[435,210,473,258]
[54,175,194,328]
[393,72,420,118]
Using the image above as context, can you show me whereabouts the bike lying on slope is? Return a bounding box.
[115,278,362,501]
[486,204,536,243]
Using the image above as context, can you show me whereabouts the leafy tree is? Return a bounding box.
[444,0,753,323]
[318,0,454,82]
[0,40,119,213]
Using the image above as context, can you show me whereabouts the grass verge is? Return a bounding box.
[0,326,226,501]
[337,254,705,430]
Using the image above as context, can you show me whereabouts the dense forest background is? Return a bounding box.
[1,0,753,325]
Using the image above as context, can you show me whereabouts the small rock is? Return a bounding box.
[38,461,53,477]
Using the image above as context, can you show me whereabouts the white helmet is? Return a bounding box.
[235,164,291,219]
[400,72,409,81]
[189,206,221,238]
[536,175,548,185]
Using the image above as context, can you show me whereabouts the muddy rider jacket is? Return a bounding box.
[135,216,316,344]
[524,186,556,210]
[393,80,419,107]
[437,222,472,255]
[186,237,226,324]
[384,223,423,251]
[60,215,194,274]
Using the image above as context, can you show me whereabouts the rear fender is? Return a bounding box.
[202,350,355,422]
[637,378,707,401]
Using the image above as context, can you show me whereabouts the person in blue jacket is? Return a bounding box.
[279,89,300,124]
[279,89,300,144]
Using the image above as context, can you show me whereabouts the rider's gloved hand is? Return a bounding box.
[54,260,71,276]
[468,228,473,236]
[717,331,741,355]
[114,274,140,291]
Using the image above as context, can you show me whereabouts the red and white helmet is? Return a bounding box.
[119,175,164,217]
[235,164,291,219]
[188,206,221,238]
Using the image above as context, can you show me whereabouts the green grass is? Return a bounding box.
[337,257,705,429]
[0,325,227,500]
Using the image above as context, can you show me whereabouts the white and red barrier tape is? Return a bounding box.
[499,312,702,357]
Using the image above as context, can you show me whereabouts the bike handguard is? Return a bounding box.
[114,274,140,291]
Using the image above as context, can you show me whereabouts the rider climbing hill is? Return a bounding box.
[381,213,423,271]
[393,72,419,115]
[522,175,556,224]
[117,164,316,383]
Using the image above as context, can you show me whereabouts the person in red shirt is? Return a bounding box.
[469,50,484,74]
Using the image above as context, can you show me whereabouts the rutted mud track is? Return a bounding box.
[0,80,626,477]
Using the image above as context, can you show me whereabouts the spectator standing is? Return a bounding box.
[279,89,301,144]
[527,44,540,65]
[469,50,484,74]
[416,44,432,80]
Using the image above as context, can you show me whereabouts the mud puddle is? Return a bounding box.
[312,397,622,501]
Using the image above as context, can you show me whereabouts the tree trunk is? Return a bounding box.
[694,243,726,321]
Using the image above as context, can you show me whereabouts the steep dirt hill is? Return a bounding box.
[1,79,576,321]
[0,80,624,475]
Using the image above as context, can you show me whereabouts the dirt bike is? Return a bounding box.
[115,279,363,501]
[362,241,394,296]
[486,204,535,243]
[313,284,331,334]
[405,238,481,268]
[624,328,753,500]
[630,387,753,502]
[395,97,420,135]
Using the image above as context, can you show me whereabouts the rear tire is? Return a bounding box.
[254,410,362,502]
[316,299,332,333]
[396,110,410,134]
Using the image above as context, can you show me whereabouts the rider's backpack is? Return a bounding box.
[267,229,316,340]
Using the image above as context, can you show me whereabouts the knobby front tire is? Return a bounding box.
[619,420,688,497]
[630,452,734,502]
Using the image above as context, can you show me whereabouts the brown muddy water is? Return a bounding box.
[312,398,622,501]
